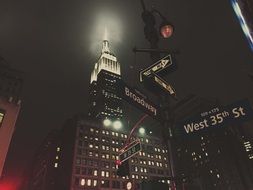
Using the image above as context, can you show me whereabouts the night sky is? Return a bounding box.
[0,0,253,188]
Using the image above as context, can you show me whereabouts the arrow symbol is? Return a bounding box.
[139,54,172,82]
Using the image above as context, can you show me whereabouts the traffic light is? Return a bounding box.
[116,160,130,177]
[141,10,159,49]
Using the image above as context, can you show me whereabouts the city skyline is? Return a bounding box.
[0,0,253,189]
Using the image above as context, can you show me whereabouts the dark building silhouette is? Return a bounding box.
[0,57,23,178]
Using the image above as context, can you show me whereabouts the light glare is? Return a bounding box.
[113,120,122,130]
[103,119,112,127]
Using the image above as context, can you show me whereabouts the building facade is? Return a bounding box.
[0,57,23,178]
[88,40,123,121]
[170,95,253,190]
[68,117,171,190]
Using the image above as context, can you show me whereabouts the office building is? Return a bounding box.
[0,57,23,178]
[29,130,61,190]
[170,95,253,190]
[88,40,123,121]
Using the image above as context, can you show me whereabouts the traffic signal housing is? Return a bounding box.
[141,10,159,49]
[116,160,130,177]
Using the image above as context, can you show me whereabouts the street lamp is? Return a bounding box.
[139,127,146,135]
[113,120,123,130]
[103,118,112,127]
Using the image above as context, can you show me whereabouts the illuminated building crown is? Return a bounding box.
[90,40,121,83]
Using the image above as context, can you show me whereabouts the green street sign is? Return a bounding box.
[119,141,141,163]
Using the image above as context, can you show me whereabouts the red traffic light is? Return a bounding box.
[115,160,122,166]
[160,23,173,38]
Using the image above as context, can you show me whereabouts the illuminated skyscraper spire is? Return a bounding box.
[102,40,110,53]
[90,40,121,83]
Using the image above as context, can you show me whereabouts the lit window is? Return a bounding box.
[54,163,58,168]
[87,179,91,186]
[94,170,98,176]
[112,132,115,136]
[217,174,220,178]
[101,171,105,176]
[106,154,109,159]
[90,128,94,132]
[106,171,109,177]
[80,179,85,186]
[0,111,4,127]
[57,147,60,152]
[132,174,135,179]
[56,156,59,160]
[89,144,93,148]
[93,180,97,187]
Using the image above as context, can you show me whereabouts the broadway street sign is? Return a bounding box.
[119,140,141,163]
[139,54,172,82]
[116,79,161,120]
[175,99,253,136]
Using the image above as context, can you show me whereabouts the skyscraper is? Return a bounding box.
[88,40,123,121]
[28,40,172,190]
[0,57,23,178]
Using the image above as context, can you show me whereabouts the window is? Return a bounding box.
[54,163,58,168]
[101,180,110,188]
[0,110,5,127]
[93,170,98,176]
[112,181,120,188]
[93,180,97,187]
[87,179,91,186]
[80,179,85,186]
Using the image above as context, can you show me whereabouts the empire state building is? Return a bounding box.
[88,40,123,121]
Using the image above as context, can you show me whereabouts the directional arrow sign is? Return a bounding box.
[119,140,142,163]
[139,54,172,82]
[151,72,176,97]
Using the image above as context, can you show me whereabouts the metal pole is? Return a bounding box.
[122,114,148,150]
[140,0,146,11]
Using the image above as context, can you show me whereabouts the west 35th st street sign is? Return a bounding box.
[175,99,253,136]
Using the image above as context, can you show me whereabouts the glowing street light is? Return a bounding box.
[139,127,146,135]
[113,120,122,130]
[103,118,112,127]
